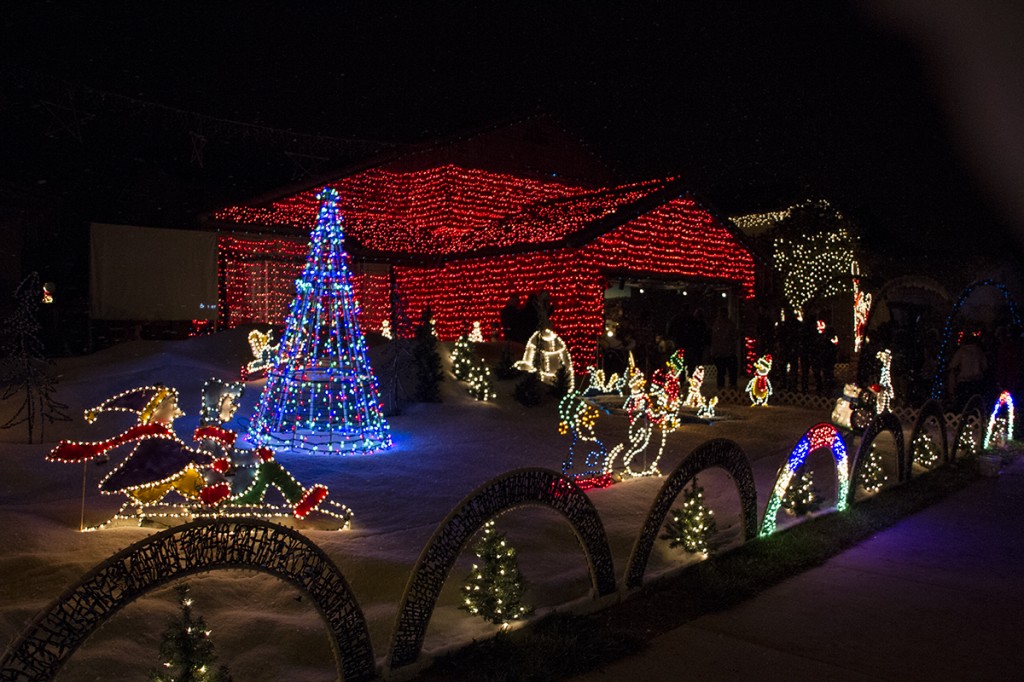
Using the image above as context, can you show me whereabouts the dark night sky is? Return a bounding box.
[2,1,1022,270]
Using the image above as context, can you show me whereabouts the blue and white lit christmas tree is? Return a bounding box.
[249,187,392,454]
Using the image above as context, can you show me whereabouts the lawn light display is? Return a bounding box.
[468,321,484,343]
[460,520,533,627]
[242,328,278,379]
[875,349,894,414]
[984,391,1015,450]
[620,355,686,478]
[558,375,612,490]
[852,266,872,353]
[857,442,887,494]
[911,432,941,469]
[760,423,850,537]
[514,328,573,387]
[381,320,393,339]
[745,354,773,406]
[47,385,216,529]
[450,334,474,381]
[660,477,717,557]
[248,188,391,455]
[683,366,705,408]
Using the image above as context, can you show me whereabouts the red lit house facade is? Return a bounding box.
[208,119,761,370]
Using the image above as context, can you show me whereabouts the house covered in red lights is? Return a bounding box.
[207,117,761,370]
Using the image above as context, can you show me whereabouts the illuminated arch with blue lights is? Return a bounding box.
[759,423,849,537]
[984,391,1015,449]
[930,279,1021,399]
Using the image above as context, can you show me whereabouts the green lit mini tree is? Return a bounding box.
[466,356,496,401]
[782,466,822,516]
[248,188,391,454]
[150,584,232,682]
[661,477,717,556]
[858,442,887,494]
[450,334,474,381]
[460,520,533,627]
[913,432,940,469]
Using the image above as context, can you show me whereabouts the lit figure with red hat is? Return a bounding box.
[48,385,214,506]
[194,379,337,520]
[745,354,773,406]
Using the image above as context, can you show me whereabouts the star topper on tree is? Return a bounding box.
[249,187,391,455]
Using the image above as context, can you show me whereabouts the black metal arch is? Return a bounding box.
[624,438,757,589]
[852,412,907,489]
[0,519,374,682]
[951,394,985,460]
[908,399,950,466]
[385,468,615,671]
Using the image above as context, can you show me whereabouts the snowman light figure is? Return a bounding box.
[745,354,773,406]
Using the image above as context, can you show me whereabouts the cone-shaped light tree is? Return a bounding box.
[249,188,391,454]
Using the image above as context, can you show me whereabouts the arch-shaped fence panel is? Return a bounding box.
[624,439,757,588]
[851,411,907,492]
[386,468,615,671]
[0,519,374,682]
[908,399,950,466]
[760,423,850,537]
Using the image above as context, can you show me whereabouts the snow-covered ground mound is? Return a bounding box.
[0,330,899,680]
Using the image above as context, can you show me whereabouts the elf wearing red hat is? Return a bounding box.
[48,385,215,505]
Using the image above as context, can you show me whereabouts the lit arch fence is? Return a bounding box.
[0,519,375,682]
[625,439,758,588]
[851,411,907,490]
[385,467,615,671]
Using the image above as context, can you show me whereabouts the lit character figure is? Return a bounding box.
[48,386,214,506]
[876,349,894,414]
[745,354,773,406]
[468,320,484,343]
[831,383,860,430]
[634,358,687,477]
[194,379,332,519]
[852,277,872,353]
[683,366,706,408]
[609,363,654,477]
[244,329,279,377]
[557,374,611,488]
[381,319,393,339]
[696,395,718,420]
[514,328,573,388]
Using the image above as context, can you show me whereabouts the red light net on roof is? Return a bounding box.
[216,166,755,366]
[215,165,669,256]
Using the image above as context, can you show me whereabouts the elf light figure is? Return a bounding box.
[249,188,391,455]
[875,349,894,414]
[984,391,1015,449]
[558,373,611,489]
[514,328,573,388]
[468,321,484,343]
[745,354,773,406]
[381,319,393,339]
[683,366,706,408]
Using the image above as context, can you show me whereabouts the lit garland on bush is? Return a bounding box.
[984,391,1015,450]
[875,349,894,414]
[912,432,940,469]
[451,334,474,381]
[760,423,849,537]
[465,357,496,401]
[460,520,533,627]
[514,328,573,387]
[745,354,773,406]
[248,188,391,455]
[858,442,887,494]
[215,165,756,371]
[660,477,717,557]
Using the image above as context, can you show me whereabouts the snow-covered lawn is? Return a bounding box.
[0,330,901,680]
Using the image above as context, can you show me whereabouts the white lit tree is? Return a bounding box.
[460,520,533,626]
[661,477,717,556]
[150,584,232,682]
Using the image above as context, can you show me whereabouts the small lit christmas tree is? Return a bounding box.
[248,188,391,454]
[661,477,717,556]
[913,432,940,469]
[466,357,496,401]
[413,307,444,402]
[450,334,475,381]
[858,442,887,494]
[150,584,232,682]
[782,466,821,516]
[460,520,533,627]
